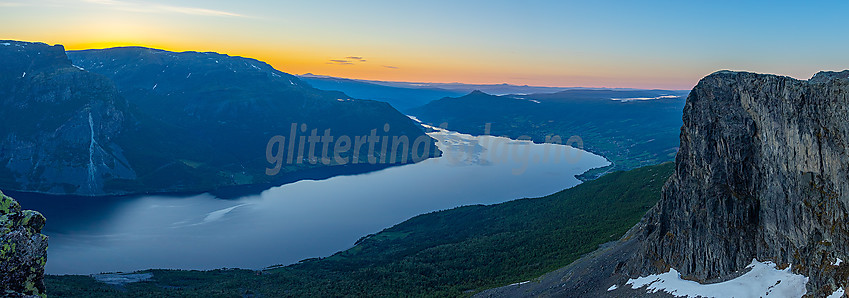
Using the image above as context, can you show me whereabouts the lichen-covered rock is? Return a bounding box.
[628,70,849,296]
[0,190,48,297]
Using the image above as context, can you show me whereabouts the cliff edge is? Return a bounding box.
[478,70,849,297]
[627,70,849,296]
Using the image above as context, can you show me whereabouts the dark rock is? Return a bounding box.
[0,40,132,196]
[628,70,849,296]
[0,190,48,297]
[479,70,849,297]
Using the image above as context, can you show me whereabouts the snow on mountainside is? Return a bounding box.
[625,259,808,297]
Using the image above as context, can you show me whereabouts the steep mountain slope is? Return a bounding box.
[0,41,134,195]
[0,42,437,196]
[68,47,438,195]
[410,89,687,178]
[297,74,465,111]
[627,70,849,296]
[479,70,849,297]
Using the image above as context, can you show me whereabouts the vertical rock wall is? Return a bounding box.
[629,70,849,296]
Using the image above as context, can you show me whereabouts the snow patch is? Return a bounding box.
[834,258,843,266]
[1,43,10,46]
[21,72,25,78]
[407,116,423,123]
[186,73,192,78]
[607,284,618,291]
[152,84,158,90]
[828,287,845,298]
[528,99,541,104]
[611,95,681,102]
[507,281,531,287]
[627,259,808,298]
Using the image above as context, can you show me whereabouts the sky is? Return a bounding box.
[1,0,847,89]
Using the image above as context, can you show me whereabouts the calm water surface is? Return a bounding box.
[17,128,609,274]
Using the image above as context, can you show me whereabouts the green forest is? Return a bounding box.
[46,162,673,297]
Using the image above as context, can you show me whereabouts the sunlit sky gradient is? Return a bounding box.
[1,0,848,89]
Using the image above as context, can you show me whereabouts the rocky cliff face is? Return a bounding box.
[628,70,849,296]
[0,190,48,297]
[0,41,134,195]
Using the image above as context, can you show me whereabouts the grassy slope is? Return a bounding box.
[46,162,673,297]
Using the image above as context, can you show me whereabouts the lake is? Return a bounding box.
[15,127,609,274]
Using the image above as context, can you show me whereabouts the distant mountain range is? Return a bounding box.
[0,41,437,196]
[300,74,651,95]
[409,89,689,178]
[297,74,465,111]
[298,74,673,112]
[297,74,689,178]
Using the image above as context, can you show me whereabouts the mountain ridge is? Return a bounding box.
[0,41,438,196]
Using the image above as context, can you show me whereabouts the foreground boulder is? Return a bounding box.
[0,191,47,297]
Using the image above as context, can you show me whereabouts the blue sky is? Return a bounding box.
[1,0,847,89]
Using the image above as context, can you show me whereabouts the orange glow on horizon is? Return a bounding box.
[14,35,699,90]
[2,1,845,91]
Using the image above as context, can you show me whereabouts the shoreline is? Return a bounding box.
[7,157,436,201]
[36,128,609,276]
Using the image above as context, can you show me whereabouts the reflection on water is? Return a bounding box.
[15,129,609,274]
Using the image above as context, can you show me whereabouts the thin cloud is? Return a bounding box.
[0,2,26,7]
[1,1,70,8]
[382,65,399,69]
[80,0,247,17]
[328,59,353,65]
[328,56,368,66]
[153,4,245,17]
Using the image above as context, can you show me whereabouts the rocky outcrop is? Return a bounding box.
[475,70,849,297]
[0,191,48,297]
[627,70,849,296]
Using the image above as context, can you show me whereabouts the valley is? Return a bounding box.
[2,2,845,295]
[43,163,672,297]
[17,127,608,276]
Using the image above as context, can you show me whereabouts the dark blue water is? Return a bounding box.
[16,128,609,274]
